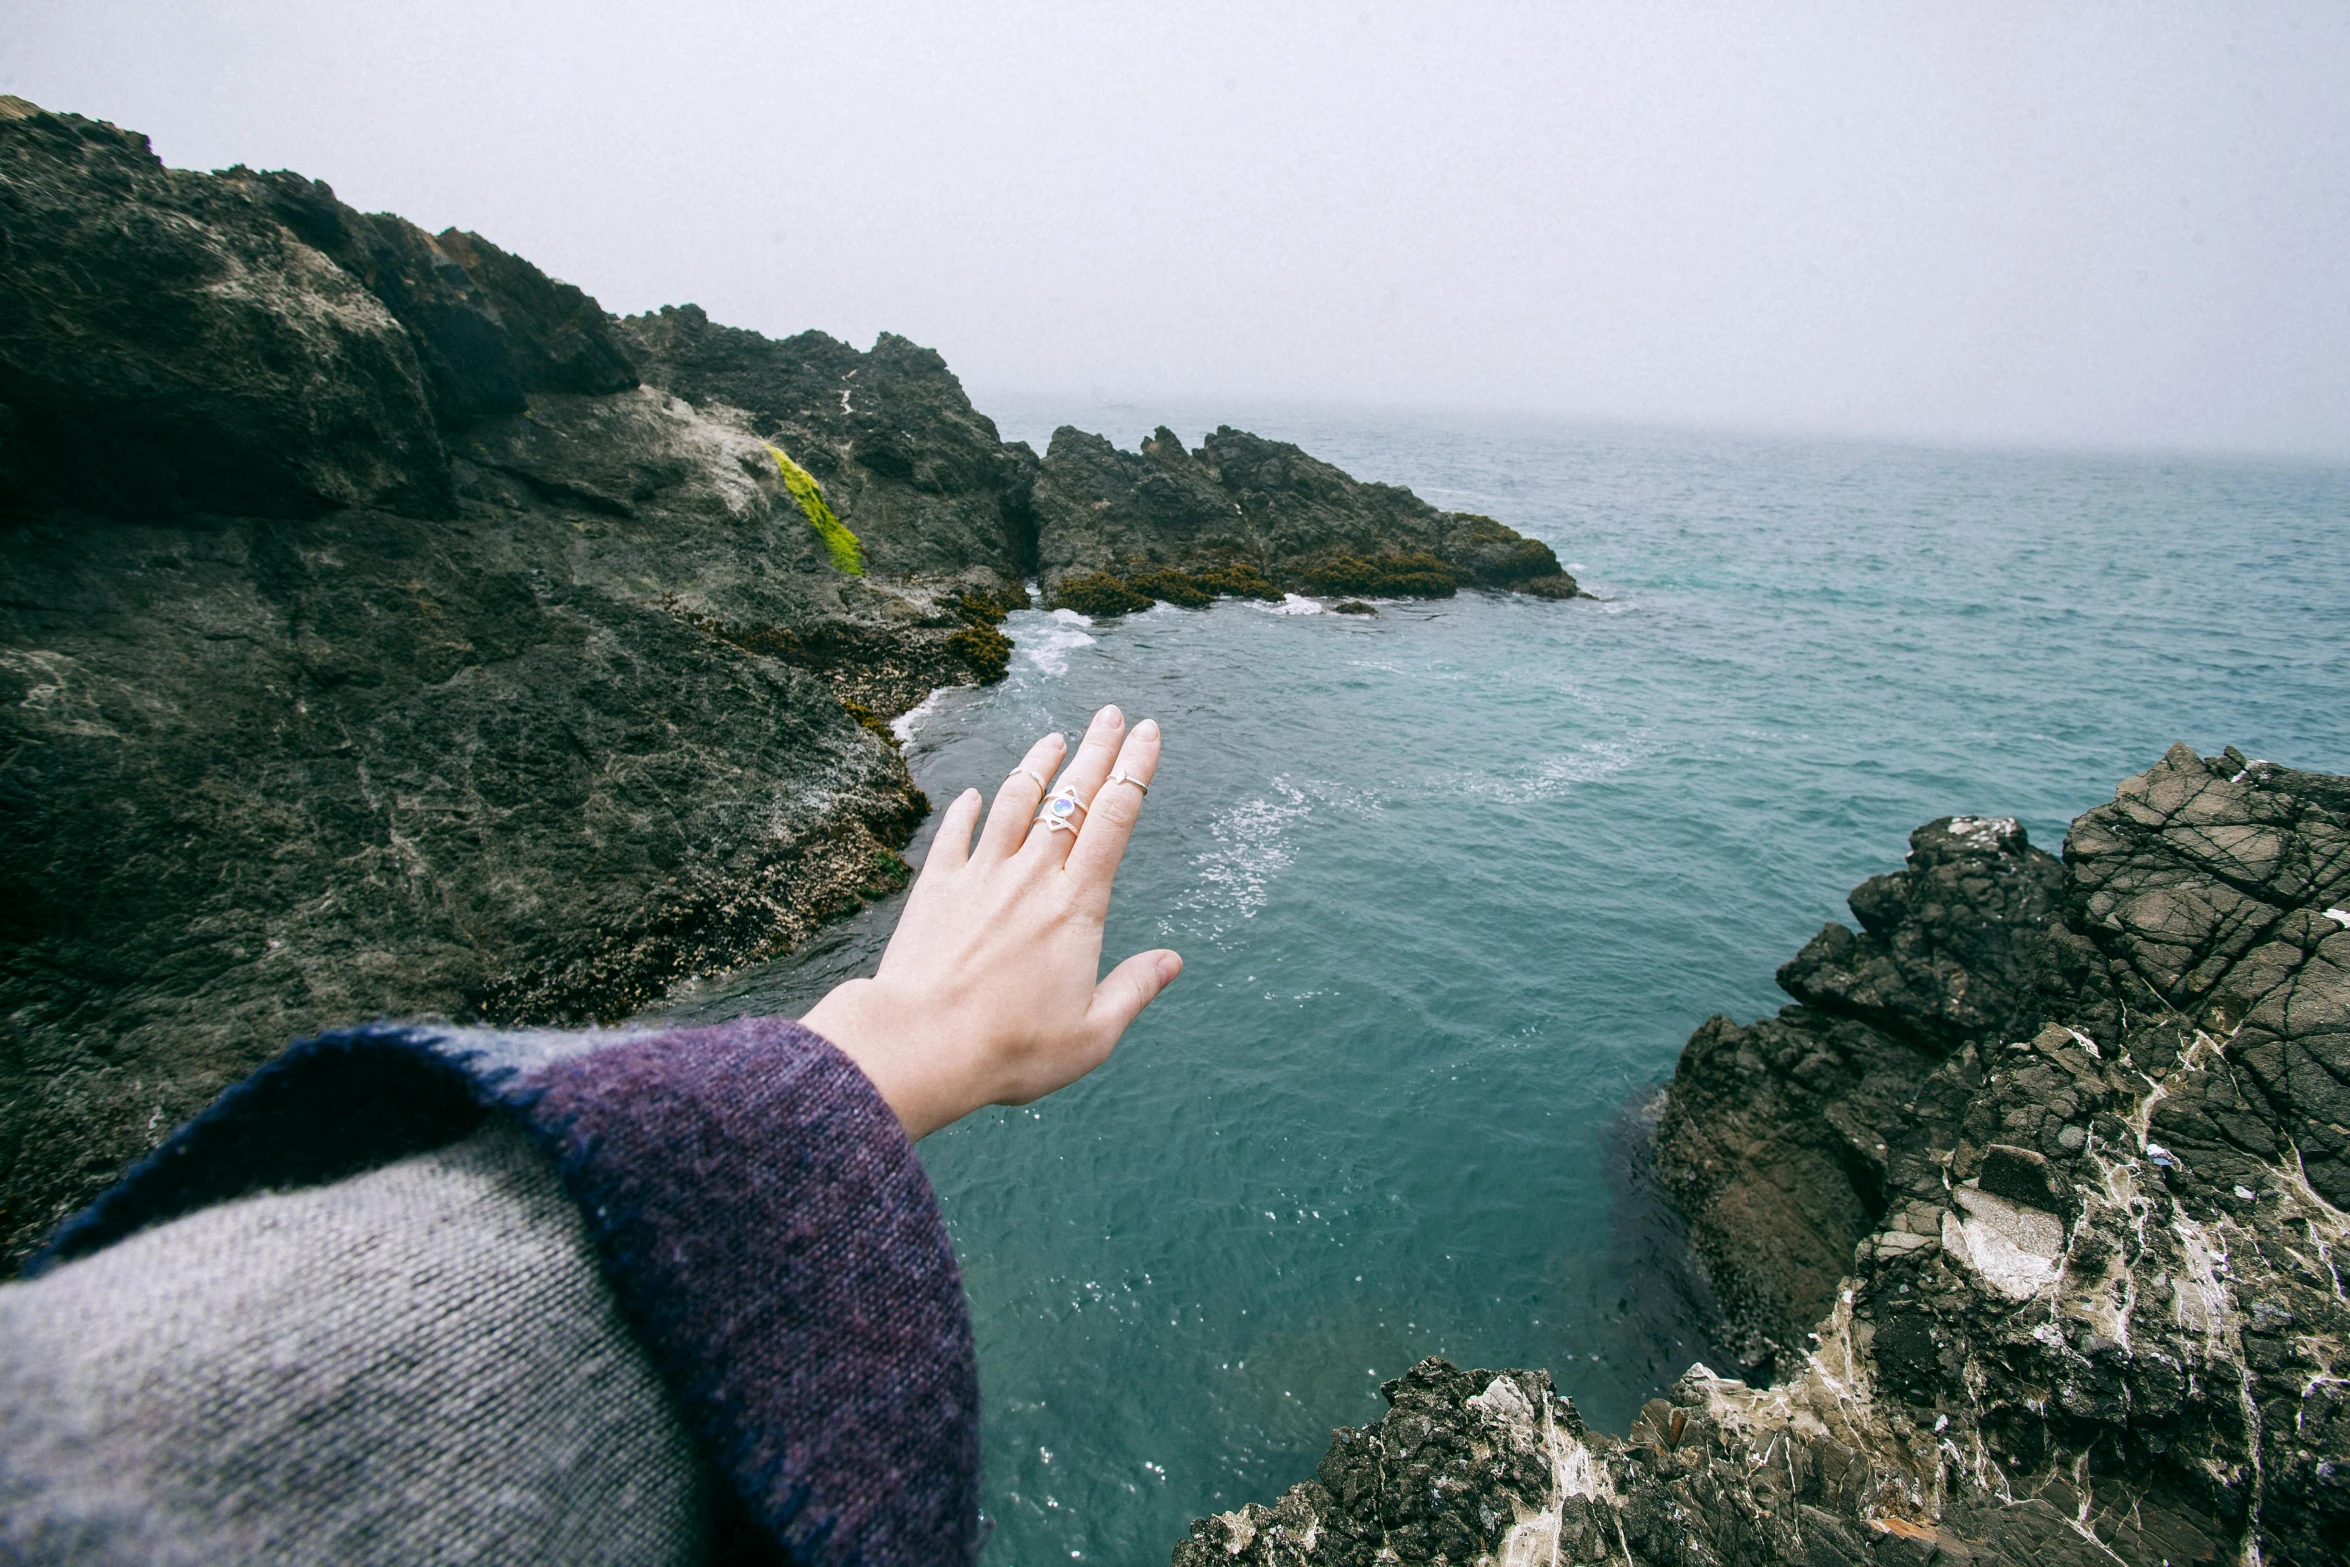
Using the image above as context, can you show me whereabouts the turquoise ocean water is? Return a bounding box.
[671,406,2349,1564]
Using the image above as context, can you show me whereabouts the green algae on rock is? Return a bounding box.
[1050,570,1158,617]
[766,443,865,574]
[1296,551,1465,598]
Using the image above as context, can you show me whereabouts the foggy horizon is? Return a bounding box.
[8,1,2347,462]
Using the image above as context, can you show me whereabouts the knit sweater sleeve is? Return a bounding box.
[0,1121,711,1566]
[2,1017,983,1567]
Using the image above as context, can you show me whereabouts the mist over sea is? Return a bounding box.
[671,407,2350,1564]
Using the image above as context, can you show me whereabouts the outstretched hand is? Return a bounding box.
[803,705,1181,1139]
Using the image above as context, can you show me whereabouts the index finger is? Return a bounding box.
[1061,718,1160,909]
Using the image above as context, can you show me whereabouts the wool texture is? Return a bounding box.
[1,1122,708,1566]
[9,1016,980,1567]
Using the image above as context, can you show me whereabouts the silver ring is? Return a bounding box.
[1008,764,1049,791]
[1106,767,1149,796]
[1033,784,1089,833]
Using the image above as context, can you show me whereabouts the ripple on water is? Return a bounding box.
[662,420,2350,1565]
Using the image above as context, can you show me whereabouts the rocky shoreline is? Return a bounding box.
[1172,746,2350,1566]
[0,99,1578,1266]
[11,99,2340,1566]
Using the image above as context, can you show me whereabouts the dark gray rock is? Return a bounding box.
[246,170,639,431]
[0,103,1007,1267]
[1031,422,1580,607]
[0,98,453,519]
[1181,748,2350,1565]
[617,303,1037,583]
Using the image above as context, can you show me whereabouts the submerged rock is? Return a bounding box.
[1175,746,2350,1565]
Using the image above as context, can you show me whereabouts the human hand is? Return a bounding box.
[801,705,1181,1139]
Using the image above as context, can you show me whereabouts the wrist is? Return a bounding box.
[801,979,982,1141]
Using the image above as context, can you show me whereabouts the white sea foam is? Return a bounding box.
[1443,739,1641,803]
[1019,608,1098,676]
[889,687,948,746]
[1251,593,1324,616]
[1167,778,1311,940]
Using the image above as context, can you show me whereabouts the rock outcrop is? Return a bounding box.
[1,99,1584,1268]
[0,102,1011,1266]
[618,303,1040,580]
[1032,424,1580,607]
[1172,745,2350,1566]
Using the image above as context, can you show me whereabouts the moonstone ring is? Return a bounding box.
[1033,784,1089,833]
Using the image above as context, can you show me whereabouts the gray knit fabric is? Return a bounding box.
[0,1121,708,1566]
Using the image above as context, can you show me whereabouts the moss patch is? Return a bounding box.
[1516,572,1584,600]
[840,698,899,746]
[946,622,1013,682]
[1297,552,1465,598]
[1053,571,1157,616]
[947,581,1031,626]
[1332,599,1377,615]
[766,444,864,575]
[1052,562,1281,616]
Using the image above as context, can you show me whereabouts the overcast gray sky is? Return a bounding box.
[8,2,2347,457]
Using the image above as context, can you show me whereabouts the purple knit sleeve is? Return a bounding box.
[513,1017,981,1567]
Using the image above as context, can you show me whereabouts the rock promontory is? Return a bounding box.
[0,99,1582,1266]
[1173,745,2350,1566]
[1033,423,1579,612]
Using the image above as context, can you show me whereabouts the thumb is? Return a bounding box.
[1087,948,1183,1041]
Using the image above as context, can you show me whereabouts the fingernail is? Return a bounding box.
[1155,952,1184,986]
[1098,705,1125,727]
[1136,718,1159,739]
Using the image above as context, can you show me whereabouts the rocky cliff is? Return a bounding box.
[1172,745,2350,1566]
[0,99,1581,1267]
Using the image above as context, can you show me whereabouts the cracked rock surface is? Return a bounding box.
[1173,745,2350,1565]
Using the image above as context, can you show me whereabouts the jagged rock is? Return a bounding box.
[246,172,639,430]
[1183,749,2350,1565]
[617,303,1037,581]
[0,105,1008,1268]
[1030,423,1580,607]
[0,98,453,519]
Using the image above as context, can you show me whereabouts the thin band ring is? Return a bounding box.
[1106,767,1149,796]
[1008,764,1050,791]
[1033,784,1089,834]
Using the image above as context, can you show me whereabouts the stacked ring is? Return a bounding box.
[1009,764,1050,791]
[1034,785,1089,833]
[1106,767,1148,796]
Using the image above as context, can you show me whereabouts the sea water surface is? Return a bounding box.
[669,408,2350,1564]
